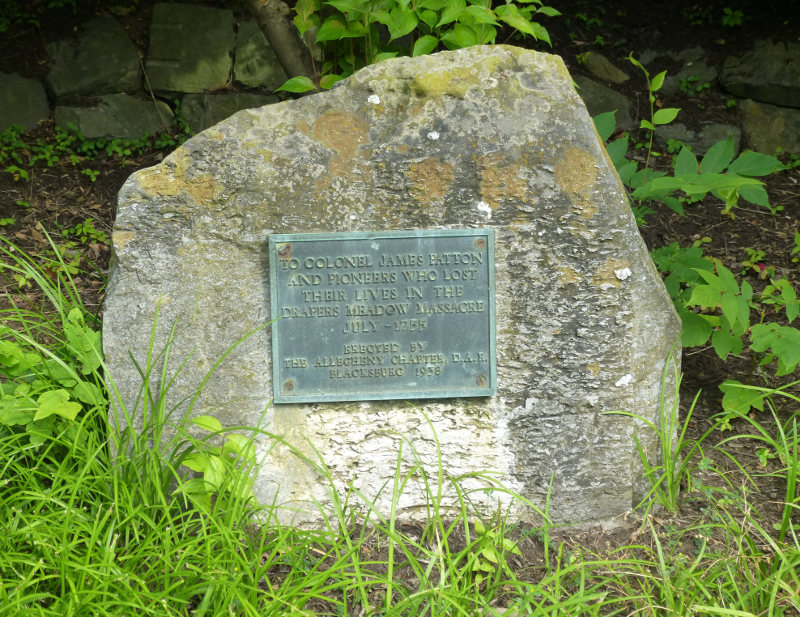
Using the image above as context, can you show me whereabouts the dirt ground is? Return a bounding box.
[1,0,799,590]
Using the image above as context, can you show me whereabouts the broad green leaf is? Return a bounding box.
[712,329,742,360]
[695,269,726,292]
[719,292,739,327]
[617,161,637,183]
[294,15,314,35]
[480,24,498,44]
[474,518,486,534]
[689,285,721,308]
[673,146,698,176]
[481,546,499,563]
[34,389,81,421]
[464,5,499,24]
[276,76,317,93]
[439,29,459,50]
[388,8,418,39]
[736,295,750,329]
[316,18,347,41]
[204,455,225,491]
[727,152,785,177]
[739,184,769,207]
[0,395,37,426]
[0,340,24,367]
[740,279,753,301]
[680,311,713,346]
[418,9,438,29]
[344,21,368,37]
[418,0,446,9]
[700,136,734,174]
[771,327,800,374]
[437,0,466,26]
[72,381,103,406]
[749,323,779,352]
[720,380,764,414]
[650,70,667,92]
[640,119,654,130]
[192,415,223,433]
[413,34,439,56]
[537,6,561,16]
[605,136,628,166]
[592,111,616,143]
[501,538,523,555]
[223,433,257,462]
[326,0,367,13]
[453,22,480,47]
[786,301,799,324]
[653,108,680,125]
[182,452,209,472]
[319,74,344,90]
[373,52,398,63]
[716,264,739,294]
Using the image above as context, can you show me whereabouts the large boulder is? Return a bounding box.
[181,93,278,134]
[0,73,50,131]
[721,40,800,108]
[105,46,681,527]
[46,16,140,99]
[739,98,800,154]
[55,94,173,139]
[584,52,629,84]
[146,3,235,95]
[573,75,634,128]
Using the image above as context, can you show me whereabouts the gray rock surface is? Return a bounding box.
[661,60,718,96]
[654,122,741,157]
[146,3,235,95]
[46,16,140,99]
[584,52,629,84]
[182,93,278,133]
[573,75,634,128]
[234,20,288,89]
[0,73,50,131]
[721,40,800,108]
[739,98,800,154]
[55,94,173,139]
[667,46,705,64]
[105,46,681,527]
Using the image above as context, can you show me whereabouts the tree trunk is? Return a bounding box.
[245,0,315,81]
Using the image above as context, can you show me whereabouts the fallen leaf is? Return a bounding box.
[31,228,45,243]
[715,38,725,44]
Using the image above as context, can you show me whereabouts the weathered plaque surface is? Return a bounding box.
[270,229,496,403]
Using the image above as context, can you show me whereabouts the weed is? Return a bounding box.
[80,168,99,182]
[723,7,744,27]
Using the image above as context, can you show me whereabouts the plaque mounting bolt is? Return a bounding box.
[474,238,486,249]
[476,374,486,387]
[284,379,295,392]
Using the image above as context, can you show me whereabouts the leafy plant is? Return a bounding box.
[284,0,560,93]
[61,217,108,244]
[469,518,522,585]
[722,7,744,27]
[679,75,710,94]
[4,164,28,181]
[81,167,99,182]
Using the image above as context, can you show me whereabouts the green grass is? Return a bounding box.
[1,241,799,616]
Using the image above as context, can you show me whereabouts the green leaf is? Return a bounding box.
[326,0,367,13]
[786,301,799,325]
[673,146,698,176]
[741,279,753,301]
[413,34,439,56]
[388,8,418,39]
[689,285,721,308]
[605,136,628,166]
[650,70,667,92]
[661,196,684,215]
[223,434,257,462]
[736,295,750,330]
[72,381,103,406]
[739,184,769,207]
[276,76,317,93]
[700,136,734,174]
[192,415,223,433]
[34,389,82,421]
[437,0,466,26]
[373,52,398,63]
[453,22,480,47]
[680,311,713,346]
[653,108,680,125]
[0,395,37,426]
[418,9,438,29]
[464,5,499,24]
[481,546,499,563]
[204,455,225,491]
[720,380,764,414]
[0,340,24,367]
[727,152,785,177]
[319,74,344,89]
[182,452,209,473]
[719,292,739,327]
[474,518,486,534]
[640,119,654,130]
[712,329,742,360]
[694,269,726,291]
[617,161,637,183]
[316,18,347,41]
[716,264,739,294]
[593,111,616,143]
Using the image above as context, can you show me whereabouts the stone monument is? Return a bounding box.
[104,46,681,526]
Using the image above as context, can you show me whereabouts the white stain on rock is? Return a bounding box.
[615,374,633,388]
[368,95,380,104]
[614,267,632,281]
[477,201,492,218]
[427,131,440,140]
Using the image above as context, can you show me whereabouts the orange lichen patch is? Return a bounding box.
[297,120,310,135]
[312,110,371,177]
[592,258,631,289]
[479,153,525,209]
[112,230,135,251]
[557,266,582,285]
[314,175,331,192]
[137,150,219,203]
[554,148,599,218]
[587,362,601,376]
[408,158,454,204]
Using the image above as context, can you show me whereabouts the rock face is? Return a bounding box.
[146,3,235,95]
[234,21,288,89]
[55,94,173,139]
[0,73,50,131]
[654,122,741,157]
[584,52,629,84]
[181,93,278,133]
[721,40,800,108]
[46,16,140,99]
[739,98,800,154]
[573,75,634,128]
[105,46,681,527]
